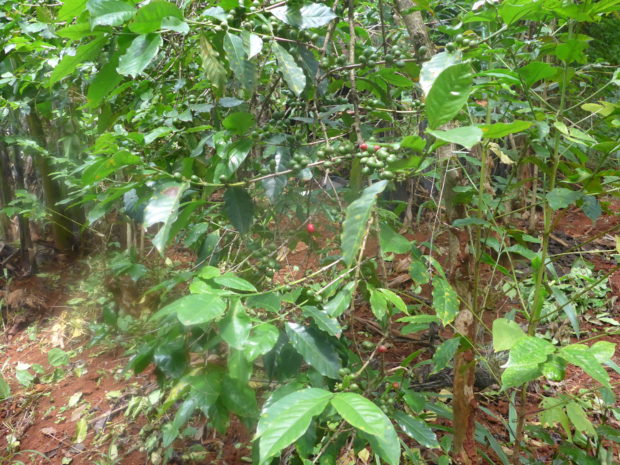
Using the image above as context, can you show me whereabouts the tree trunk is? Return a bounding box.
[26,110,74,252]
[10,145,35,272]
[0,141,13,241]
[392,0,434,52]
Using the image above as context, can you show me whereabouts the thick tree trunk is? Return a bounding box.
[27,111,74,252]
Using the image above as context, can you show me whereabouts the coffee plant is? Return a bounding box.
[1,0,619,463]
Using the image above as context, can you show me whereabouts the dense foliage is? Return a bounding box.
[1,0,620,463]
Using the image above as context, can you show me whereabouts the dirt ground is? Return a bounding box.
[1,201,619,464]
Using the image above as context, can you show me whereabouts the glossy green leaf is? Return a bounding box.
[221,376,257,418]
[87,52,123,107]
[331,393,388,436]
[117,33,163,77]
[49,36,106,85]
[82,151,141,185]
[432,276,459,325]
[541,355,566,382]
[285,322,341,378]
[501,336,555,389]
[273,43,306,96]
[87,0,135,27]
[144,181,187,253]
[546,188,581,210]
[431,337,460,374]
[566,401,596,436]
[341,181,387,266]
[427,126,482,149]
[257,388,332,465]
[409,258,430,285]
[200,35,227,90]
[518,61,557,87]
[223,187,254,234]
[559,344,611,387]
[323,282,355,317]
[222,111,255,135]
[155,294,226,325]
[161,16,189,33]
[224,32,256,91]
[269,3,336,29]
[56,22,102,39]
[394,410,440,448]
[213,274,257,292]
[59,0,88,20]
[426,63,473,129]
[379,288,407,313]
[369,287,388,320]
[419,51,460,96]
[479,120,533,138]
[244,324,279,361]
[492,318,526,352]
[331,393,400,465]
[302,306,342,337]
[129,0,183,34]
[590,341,616,363]
[220,300,252,349]
[379,223,410,254]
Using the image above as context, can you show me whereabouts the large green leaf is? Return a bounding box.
[379,223,410,254]
[341,180,387,266]
[222,111,255,135]
[152,293,226,325]
[559,344,611,387]
[87,0,135,27]
[331,393,400,465]
[518,61,558,88]
[82,150,141,185]
[323,282,355,317]
[244,324,279,361]
[200,35,227,90]
[479,120,533,138]
[427,126,482,149]
[546,188,581,210]
[117,33,163,77]
[223,187,254,234]
[431,276,459,325]
[501,336,555,389]
[425,63,473,129]
[87,52,123,107]
[59,0,88,21]
[492,318,526,352]
[273,43,306,96]
[394,410,439,448]
[285,322,341,378]
[302,306,342,337]
[256,388,332,465]
[223,32,256,91]
[143,181,188,254]
[331,393,387,436]
[129,0,182,33]
[49,36,106,85]
[269,3,336,29]
[219,300,252,349]
[431,337,460,374]
[419,51,460,96]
